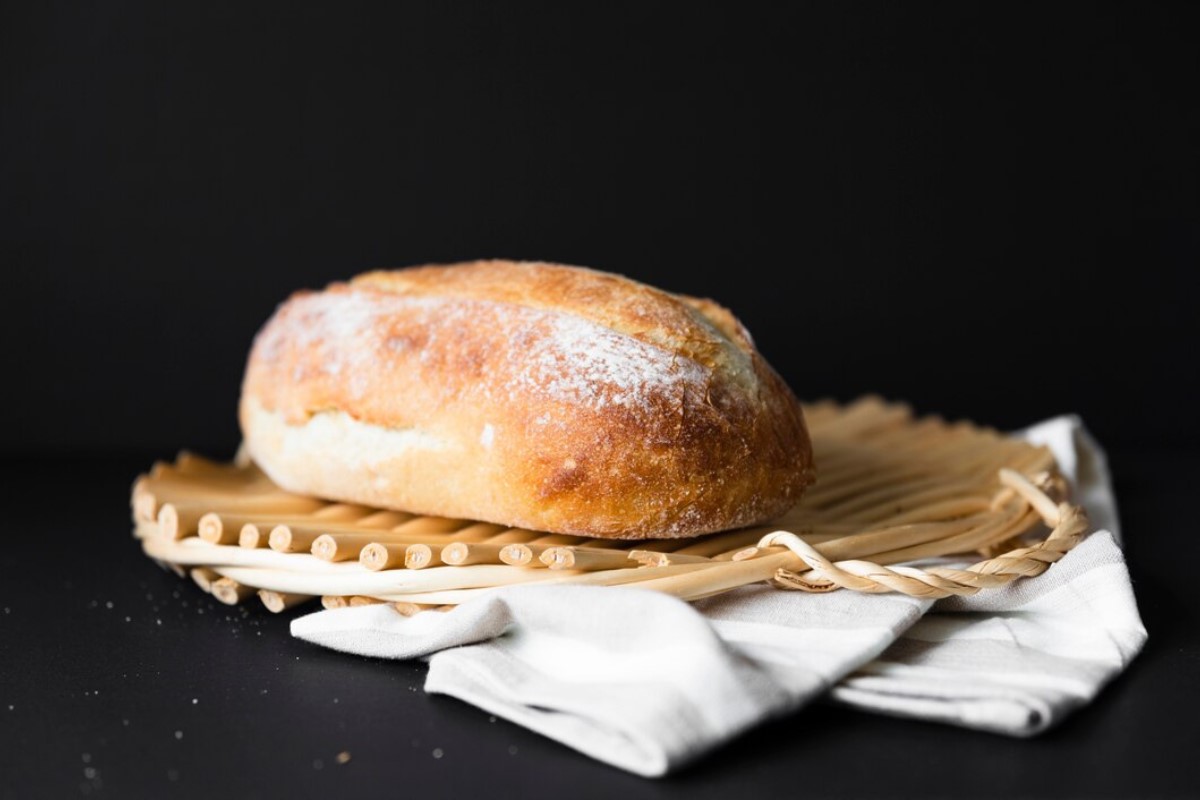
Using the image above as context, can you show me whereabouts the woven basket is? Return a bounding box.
[131,397,1089,613]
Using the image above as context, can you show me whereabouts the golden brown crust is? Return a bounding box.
[239,260,814,538]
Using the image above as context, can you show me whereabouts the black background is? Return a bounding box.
[2,1,1197,456]
[2,3,1198,798]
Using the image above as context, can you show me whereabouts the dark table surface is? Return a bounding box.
[1,450,1196,799]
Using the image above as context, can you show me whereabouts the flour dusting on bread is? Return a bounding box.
[240,260,813,538]
[519,311,709,411]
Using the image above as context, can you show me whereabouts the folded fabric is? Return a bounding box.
[291,416,1146,777]
[830,530,1143,735]
[829,417,1145,735]
[294,584,929,775]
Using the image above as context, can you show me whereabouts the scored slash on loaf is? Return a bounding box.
[238,260,815,539]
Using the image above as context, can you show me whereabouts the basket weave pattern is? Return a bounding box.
[131,397,1089,611]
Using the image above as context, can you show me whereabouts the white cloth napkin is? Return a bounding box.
[290,416,1147,776]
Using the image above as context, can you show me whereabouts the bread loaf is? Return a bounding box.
[239,260,814,538]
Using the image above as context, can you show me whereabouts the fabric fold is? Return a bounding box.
[830,530,1146,734]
